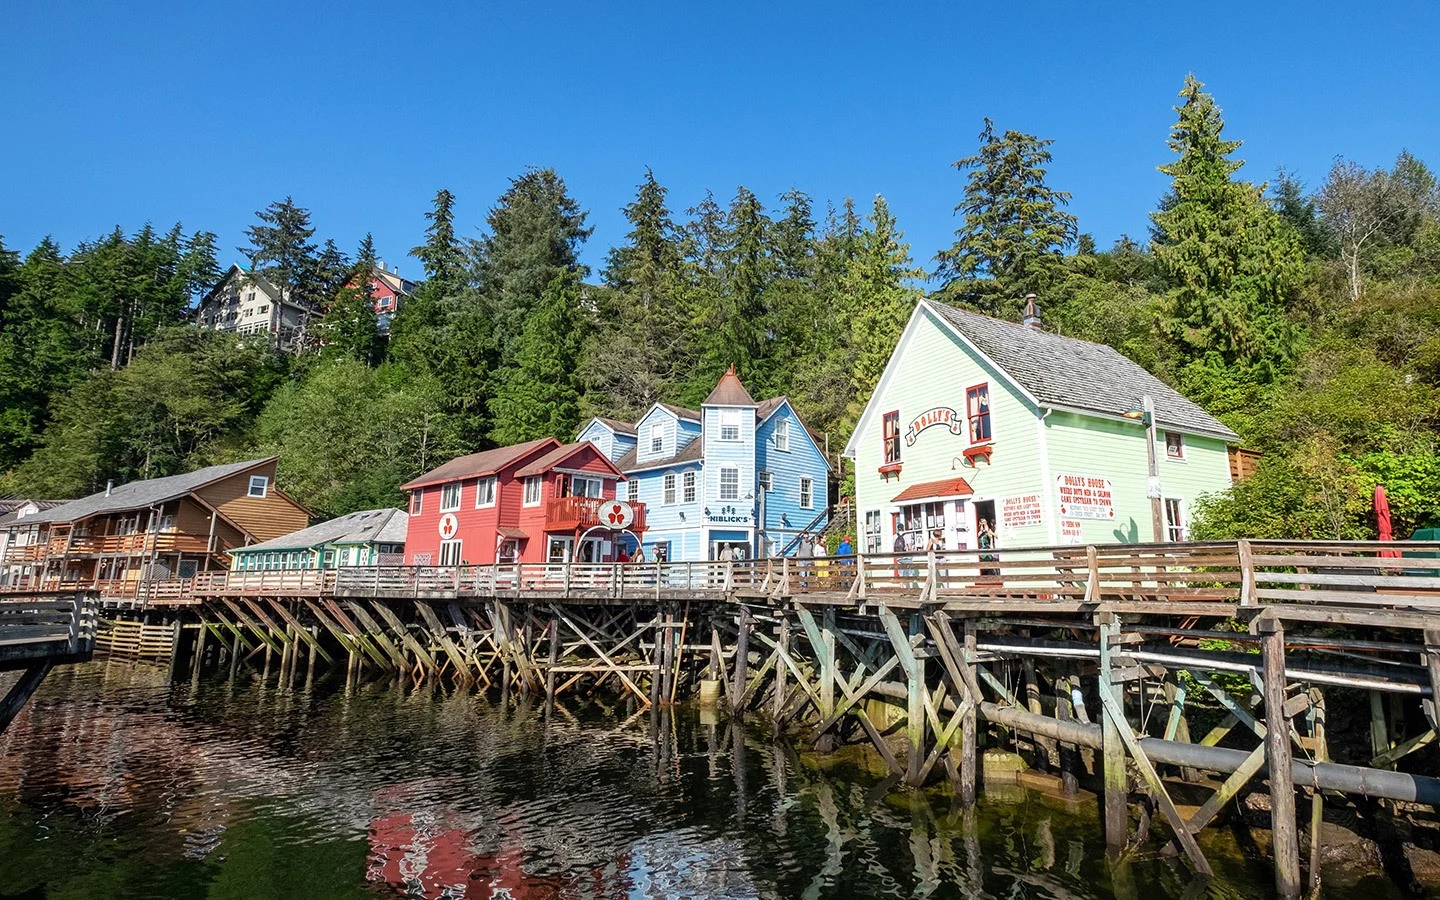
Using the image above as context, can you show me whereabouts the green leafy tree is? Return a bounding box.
[1150,76,1304,375]
[488,271,589,444]
[935,119,1077,314]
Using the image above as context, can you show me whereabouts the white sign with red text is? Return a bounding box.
[1055,474,1116,520]
[1001,493,1045,529]
[905,407,963,446]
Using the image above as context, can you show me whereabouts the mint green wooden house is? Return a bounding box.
[844,299,1239,554]
[229,508,408,571]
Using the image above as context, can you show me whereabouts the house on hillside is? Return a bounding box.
[194,264,319,352]
[0,499,68,588]
[844,297,1238,554]
[576,366,833,562]
[229,508,407,571]
[402,439,642,566]
[0,459,311,601]
[362,262,417,333]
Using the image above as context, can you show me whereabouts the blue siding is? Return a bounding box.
[576,419,639,463]
[757,402,831,554]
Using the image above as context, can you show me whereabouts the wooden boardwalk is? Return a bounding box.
[8,538,1440,898]
[0,592,98,733]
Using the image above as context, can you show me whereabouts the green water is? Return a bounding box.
[0,661,1401,898]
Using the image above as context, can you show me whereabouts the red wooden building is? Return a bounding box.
[401,439,645,566]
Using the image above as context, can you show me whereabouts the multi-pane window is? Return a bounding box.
[720,467,740,501]
[410,491,423,514]
[663,474,676,505]
[649,423,665,454]
[569,475,603,498]
[882,411,901,464]
[966,385,992,443]
[799,477,814,509]
[1165,498,1187,542]
[758,470,773,492]
[626,479,639,503]
[440,482,462,511]
[475,476,497,507]
[775,419,790,451]
[523,476,542,506]
[720,409,741,441]
[248,475,269,498]
[682,471,697,503]
[1165,432,1185,461]
[864,510,882,554]
[439,539,463,566]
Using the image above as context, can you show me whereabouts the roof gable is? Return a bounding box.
[401,438,559,490]
[515,442,627,479]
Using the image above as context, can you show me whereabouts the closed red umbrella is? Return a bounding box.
[1375,485,1401,558]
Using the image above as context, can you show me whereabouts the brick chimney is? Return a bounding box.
[1022,293,1043,329]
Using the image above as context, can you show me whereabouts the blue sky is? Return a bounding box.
[4,1,1438,283]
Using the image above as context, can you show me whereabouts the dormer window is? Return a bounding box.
[649,422,666,454]
[720,410,741,442]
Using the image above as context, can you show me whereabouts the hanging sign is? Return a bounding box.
[1055,474,1116,520]
[438,513,459,540]
[602,500,635,529]
[905,407,963,446]
[1060,519,1083,544]
[1001,493,1044,529]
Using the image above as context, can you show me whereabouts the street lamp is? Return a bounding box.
[1124,394,1165,543]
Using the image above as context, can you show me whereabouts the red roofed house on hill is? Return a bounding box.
[401,439,645,566]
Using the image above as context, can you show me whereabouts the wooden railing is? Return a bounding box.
[0,592,98,663]
[543,496,648,534]
[3,532,224,564]
[46,539,1439,613]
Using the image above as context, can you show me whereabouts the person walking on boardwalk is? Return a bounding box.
[797,531,812,587]
[813,534,829,588]
[978,518,999,578]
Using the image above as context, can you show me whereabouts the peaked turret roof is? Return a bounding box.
[703,365,757,407]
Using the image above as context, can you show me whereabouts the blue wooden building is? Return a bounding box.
[577,367,832,562]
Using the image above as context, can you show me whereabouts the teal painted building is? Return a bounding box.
[230,508,408,571]
[578,367,832,561]
[844,299,1238,553]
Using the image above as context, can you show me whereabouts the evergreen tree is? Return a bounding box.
[475,167,591,367]
[848,197,923,408]
[488,271,589,444]
[1151,75,1304,373]
[935,119,1077,314]
[319,234,380,365]
[390,189,473,376]
[410,189,468,294]
[240,197,323,308]
[1271,169,1334,259]
[704,186,771,381]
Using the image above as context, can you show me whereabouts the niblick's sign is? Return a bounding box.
[905,407,963,445]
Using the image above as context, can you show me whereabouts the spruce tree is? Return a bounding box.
[488,270,589,444]
[1150,75,1303,373]
[240,197,323,308]
[391,189,471,375]
[320,234,380,365]
[410,188,469,294]
[708,186,771,380]
[935,119,1077,314]
[848,197,922,409]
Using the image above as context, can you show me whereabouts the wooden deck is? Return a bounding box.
[0,591,98,733]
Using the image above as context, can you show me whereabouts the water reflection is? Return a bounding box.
[0,660,1340,898]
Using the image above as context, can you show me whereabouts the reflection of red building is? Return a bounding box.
[402,440,645,566]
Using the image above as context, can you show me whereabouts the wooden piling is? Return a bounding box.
[1097,613,1129,848]
[1260,616,1301,900]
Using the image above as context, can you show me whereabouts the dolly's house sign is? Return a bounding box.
[1055,474,1116,520]
[905,407,963,445]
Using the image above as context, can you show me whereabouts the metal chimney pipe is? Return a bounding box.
[105,480,113,497]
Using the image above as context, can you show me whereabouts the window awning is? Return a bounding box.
[496,527,527,540]
[892,477,975,504]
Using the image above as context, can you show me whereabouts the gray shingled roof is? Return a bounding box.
[23,459,279,526]
[233,508,407,553]
[659,403,702,422]
[927,302,1238,440]
[400,438,557,489]
[597,417,637,436]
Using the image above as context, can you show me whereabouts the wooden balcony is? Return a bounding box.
[3,532,220,563]
[544,497,647,534]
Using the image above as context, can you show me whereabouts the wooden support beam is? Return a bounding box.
[550,605,651,706]
[369,601,439,676]
[1259,616,1301,900]
[1097,613,1129,849]
[730,607,751,709]
[1185,743,1265,834]
[264,599,335,665]
[218,597,285,656]
[878,605,927,786]
[0,660,54,734]
[1307,687,1327,896]
[413,600,470,680]
[343,601,409,671]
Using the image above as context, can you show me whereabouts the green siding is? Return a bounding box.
[851,305,1233,550]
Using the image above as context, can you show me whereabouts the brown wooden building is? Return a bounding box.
[0,458,309,602]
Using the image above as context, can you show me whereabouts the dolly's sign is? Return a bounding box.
[905,407,963,445]
[1055,474,1116,520]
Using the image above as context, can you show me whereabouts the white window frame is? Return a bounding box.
[439,539,463,566]
[475,476,497,508]
[1164,431,1186,462]
[570,475,603,498]
[719,466,740,501]
[410,491,423,515]
[775,418,790,452]
[649,422,666,455]
[523,476,543,506]
[799,476,814,510]
[758,470,773,493]
[663,473,676,505]
[864,510,882,554]
[682,471,696,503]
[1164,497,1188,542]
[440,482,462,512]
[626,479,639,503]
[719,409,742,442]
[247,475,269,498]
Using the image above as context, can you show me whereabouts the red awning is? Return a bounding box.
[892,477,975,504]
[496,527,527,540]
